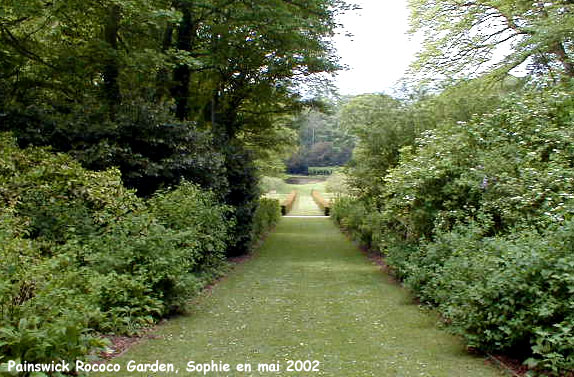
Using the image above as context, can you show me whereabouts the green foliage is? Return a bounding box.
[0,0,349,369]
[0,210,108,367]
[0,133,140,241]
[341,78,519,202]
[381,85,574,242]
[340,94,421,199]
[259,176,287,194]
[395,225,574,374]
[334,82,574,374]
[0,0,345,261]
[220,142,261,257]
[325,171,350,195]
[409,0,574,81]
[251,198,281,244]
[1,101,227,197]
[286,108,355,174]
[0,134,231,366]
[149,182,232,273]
[331,197,383,250]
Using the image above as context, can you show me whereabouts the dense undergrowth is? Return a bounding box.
[333,83,574,375]
[0,133,280,369]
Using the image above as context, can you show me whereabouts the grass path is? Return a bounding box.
[112,218,505,377]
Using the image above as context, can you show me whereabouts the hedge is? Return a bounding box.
[281,190,297,215]
[311,189,330,216]
[251,198,281,242]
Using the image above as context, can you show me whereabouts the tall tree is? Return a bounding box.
[103,4,122,115]
[408,0,574,81]
[209,0,344,254]
[0,0,349,254]
[171,1,196,120]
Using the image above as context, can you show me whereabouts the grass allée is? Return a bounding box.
[110,212,504,376]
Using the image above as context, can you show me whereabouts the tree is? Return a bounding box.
[408,0,574,81]
[340,76,521,201]
[189,0,346,254]
[0,0,349,255]
[339,94,410,199]
[285,105,355,174]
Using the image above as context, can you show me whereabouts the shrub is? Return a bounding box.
[0,211,108,367]
[331,197,383,250]
[394,223,574,373]
[220,142,260,256]
[380,86,574,243]
[335,83,574,375]
[2,101,228,197]
[0,133,233,367]
[148,182,232,273]
[251,198,281,243]
[259,176,286,193]
[311,190,330,216]
[0,134,140,240]
[325,172,350,195]
[281,191,297,215]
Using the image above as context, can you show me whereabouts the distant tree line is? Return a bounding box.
[286,106,354,174]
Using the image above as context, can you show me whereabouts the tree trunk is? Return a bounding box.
[103,4,122,115]
[155,24,173,102]
[172,4,194,120]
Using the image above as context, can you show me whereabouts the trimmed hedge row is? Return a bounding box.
[281,190,297,215]
[311,189,330,216]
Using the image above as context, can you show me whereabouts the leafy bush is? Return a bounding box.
[380,86,574,242]
[0,133,139,240]
[251,198,281,243]
[0,133,232,367]
[0,210,108,367]
[2,101,228,197]
[340,94,414,200]
[149,182,232,274]
[394,224,574,373]
[341,78,520,203]
[331,197,383,250]
[325,172,350,195]
[335,83,574,374]
[221,142,260,257]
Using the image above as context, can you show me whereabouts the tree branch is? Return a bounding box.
[0,26,56,69]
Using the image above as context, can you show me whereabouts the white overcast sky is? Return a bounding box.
[332,0,420,95]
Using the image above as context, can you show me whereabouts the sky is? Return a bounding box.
[332,0,421,96]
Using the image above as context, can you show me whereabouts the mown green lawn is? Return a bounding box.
[109,218,506,377]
